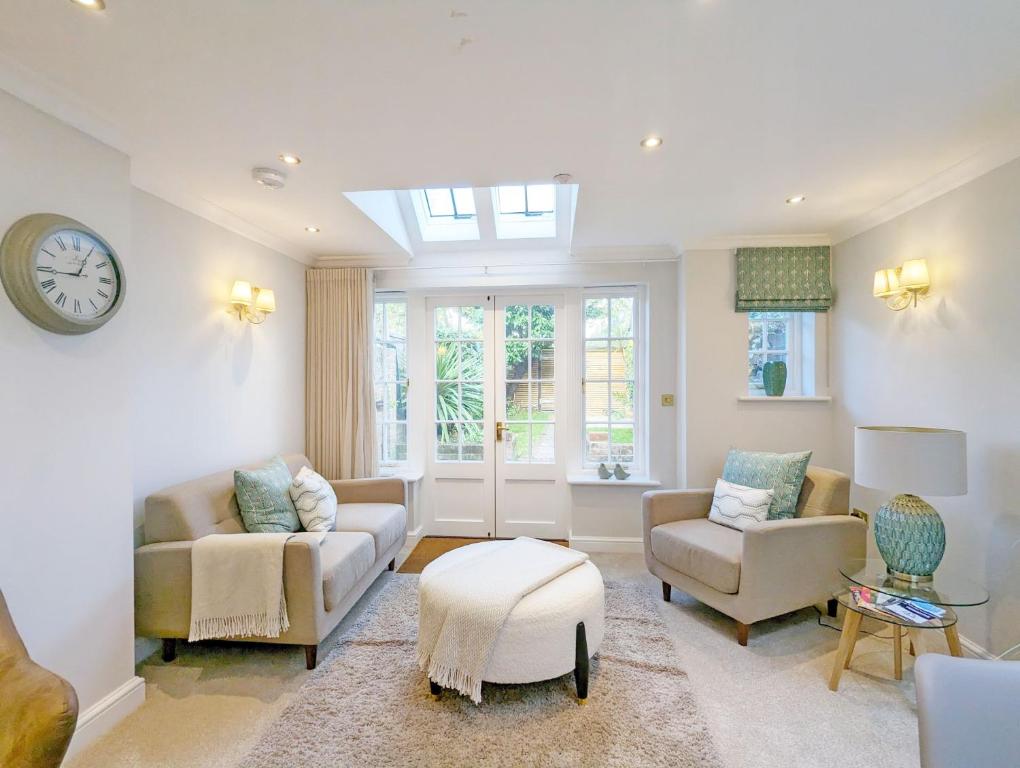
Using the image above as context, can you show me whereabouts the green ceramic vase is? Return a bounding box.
[762,361,788,397]
[874,494,946,580]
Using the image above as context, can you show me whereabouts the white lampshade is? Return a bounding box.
[230,280,253,306]
[254,288,276,313]
[898,258,930,290]
[872,268,901,298]
[854,426,967,497]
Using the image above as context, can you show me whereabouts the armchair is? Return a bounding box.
[643,466,866,645]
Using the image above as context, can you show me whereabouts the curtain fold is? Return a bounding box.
[305,268,378,480]
[735,246,832,312]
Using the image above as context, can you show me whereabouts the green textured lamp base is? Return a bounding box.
[874,493,946,582]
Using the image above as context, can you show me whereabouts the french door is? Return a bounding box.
[426,294,568,539]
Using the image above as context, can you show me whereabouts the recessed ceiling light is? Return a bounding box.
[279,154,302,166]
[305,226,320,233]
[785,195,807,205]
[70,0,105,9]
[252,167,286,189]
[640,135,663,149]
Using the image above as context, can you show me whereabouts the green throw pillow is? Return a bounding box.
[234,457,301,533]
[721,449,812,520]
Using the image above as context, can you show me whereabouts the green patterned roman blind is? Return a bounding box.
[734,246,832,312]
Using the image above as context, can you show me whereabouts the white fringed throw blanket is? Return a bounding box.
[188,532,324,642]
[416,537,589,704]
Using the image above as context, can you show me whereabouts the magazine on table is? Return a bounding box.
[848,586,946,625]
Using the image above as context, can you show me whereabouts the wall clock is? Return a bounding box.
[0,213,126,335]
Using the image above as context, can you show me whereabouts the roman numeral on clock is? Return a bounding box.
[37,266,55,273]
[40,278,56,293]
[56,292,67,308]
[72,234,81,251]
[95,261,108,270]
[97,289,109,300]
[55,236,67,251]
[74,299,81,314]
[99,277,112,285]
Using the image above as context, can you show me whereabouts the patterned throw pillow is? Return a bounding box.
[708,478,774,531]
[234,457,301,533]
[289,466,337,532]
[721,449,812,520]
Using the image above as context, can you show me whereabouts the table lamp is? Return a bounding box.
[854,426,967,582]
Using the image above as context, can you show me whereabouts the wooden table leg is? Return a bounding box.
[944,624,964,657]
[893,626,903,680]
[843,622,861,669]
[907,628,926,657]
[829,610,862,691]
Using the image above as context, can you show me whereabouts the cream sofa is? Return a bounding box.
[643,466,866,646]
[135,454,406,669]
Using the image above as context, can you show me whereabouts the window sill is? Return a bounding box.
[737,396,832,403]
[567,474,662,488]
[379,467,425,483]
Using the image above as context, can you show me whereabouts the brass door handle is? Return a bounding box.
[496,421,505,442]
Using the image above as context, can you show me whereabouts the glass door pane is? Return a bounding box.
[502,303,555,464]
[434,304,486,462]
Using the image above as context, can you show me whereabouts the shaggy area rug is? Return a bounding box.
[241,575,722,767]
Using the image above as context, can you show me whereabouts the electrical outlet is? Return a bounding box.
[852,508,869,524]
[661,394,675,406]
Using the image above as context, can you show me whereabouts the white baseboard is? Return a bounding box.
[64,675,146,761]
[405,526,424,548]
[569,535,643,553]
[959,634,995,660]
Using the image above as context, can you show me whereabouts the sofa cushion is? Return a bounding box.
[320,532,375,612]
[722,449,812,520]
[290,466,337,532]
[708,478,773,531]
[233,457,301,533]
[335,503,406,560]
[650,518,742,594]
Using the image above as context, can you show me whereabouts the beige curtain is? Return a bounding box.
[305,268,378,480]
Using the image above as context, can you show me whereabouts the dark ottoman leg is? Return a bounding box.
[574,621,589,704]
[430,679,442,697]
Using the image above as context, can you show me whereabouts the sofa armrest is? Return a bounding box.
[740,515,866,601]
[330,477,405,506]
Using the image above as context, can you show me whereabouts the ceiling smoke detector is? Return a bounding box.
[553,173,573,184]
[252,167,287,189]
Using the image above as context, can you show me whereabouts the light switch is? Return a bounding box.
[661,394,675,407]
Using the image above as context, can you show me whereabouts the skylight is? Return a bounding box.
[410,187,480,241]
[492,184,557,239]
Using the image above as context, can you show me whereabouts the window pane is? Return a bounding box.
[506,383,528,420]
[435,306,459,339]
[532,423,554,463]
[584,340,609,379]
[505,341,529,380]
[461,305,484,339]
[749,351,765,389]
[385,423,407,462]
[435,381,459,423]
[611,340,635,379]
[531,304,554,338]
[610,297,633,337]
[395,382,408,420]
[424,188,454,217]
[533,381,555,420]
[506,424,530,463]
[610,425,635,464]
[460,382,484,420]
[610,381,635,421]
[451,187,476,216]
[374,383,385,420]
[585,382,610,420]
[584,298,609,338]
[766,317,788,351]
[386,302,407,340]
[461,422,484,462]
[526,184,555,213]
[379,383,399,421]
[460,341,484,379]
[748,321,764,353]
[374,302,385,335]
[394,342,407,382]
[435,342,458,381]
[530,341,554,379]
[498,185,526,214]
[585,424,610,464]
[505,304,528,338]
[436,423,459,460]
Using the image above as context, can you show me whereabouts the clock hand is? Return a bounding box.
[76,247,93,277]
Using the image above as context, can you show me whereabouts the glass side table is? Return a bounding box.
[828,559,990,692]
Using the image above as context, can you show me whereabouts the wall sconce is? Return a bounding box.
[873,258,930,310]
[230,280,276,324]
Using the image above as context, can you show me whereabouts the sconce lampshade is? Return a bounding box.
[898,259,930,290]
[255,288,276,313]
[872,268,901,298]
[230,280,253,306]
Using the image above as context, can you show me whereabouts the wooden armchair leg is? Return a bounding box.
[161,638,177,662]
[827,598,839,618]
[388,558,396,572]
[304,644,318,670]
[736,622,750,647]
[661,581,672,602]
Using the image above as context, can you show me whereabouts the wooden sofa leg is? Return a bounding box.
[736,622,750,647]
[662,581,672,602]
[827,598,839,618]
[161,638,177,662]
[304,645,318,670]
[388,558,396,572]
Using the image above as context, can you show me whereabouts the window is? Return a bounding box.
[374,296,408,465]
[434,304,486,462]
[504,303,556,464]
[492,184,557,239]
[410,188,480,241]
[746,312,816,396]
[583,291,640,469]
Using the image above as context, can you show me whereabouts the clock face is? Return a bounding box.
[33,228,119,320]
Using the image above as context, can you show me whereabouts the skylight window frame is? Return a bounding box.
[424,187,477,221]
[490,184,558,240]
[408,188,481,242]
[496,185,556,218]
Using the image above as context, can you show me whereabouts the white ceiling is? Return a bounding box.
[2,0,1019,264]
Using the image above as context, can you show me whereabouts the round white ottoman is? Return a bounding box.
[420,540,605,701]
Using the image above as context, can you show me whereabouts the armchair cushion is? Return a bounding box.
[336,503,405,560]
[722,449,811,520]
[650,519,742,594]
[320,533,375,612]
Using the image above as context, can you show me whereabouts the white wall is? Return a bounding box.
[831,157,1020,656]
[129,190,306,546]
[0,91,136,722]
[681,250,837,488]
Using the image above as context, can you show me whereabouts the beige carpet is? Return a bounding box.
[242,575,722,767]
